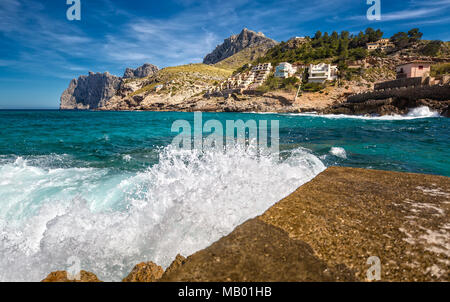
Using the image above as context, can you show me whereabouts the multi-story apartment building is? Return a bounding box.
[274,62,297,78]
[252,63,272,86]
[214,63,273,93]
[308,63,338,83]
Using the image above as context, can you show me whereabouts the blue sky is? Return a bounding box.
[0,0,449,109]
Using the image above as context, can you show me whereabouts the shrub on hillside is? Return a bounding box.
[301,82,325,92]
[420,41,443,57]
[349,48,368,60]
[257,76,300,92]
[431,63,450,77]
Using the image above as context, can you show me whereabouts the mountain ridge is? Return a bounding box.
[203,28,277,65]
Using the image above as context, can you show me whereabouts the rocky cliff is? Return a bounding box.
[123,63,159,79]
[60,63,160,110]
[60,71,122,110]
[100,63,233,111]
[203,28,277,65]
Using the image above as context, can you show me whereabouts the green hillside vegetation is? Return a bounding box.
[301,82,326,92]
[362,66,396,83]
[254,28,385,66]
[420,41,450,57]
[130,64,232,97]
[254,27,447,67]
[431,63,450,76]
[161,63,232,78]
[242,27,449,92]
[129,82,160,97]
[257,74,300,93]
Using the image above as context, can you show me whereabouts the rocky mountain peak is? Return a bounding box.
[203,28,277,65]
[123,63,159,79]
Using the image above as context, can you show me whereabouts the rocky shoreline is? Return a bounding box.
[320,97,450,117]
[60,66,449,116]
[42,167,450,282]
[72,91,449,117]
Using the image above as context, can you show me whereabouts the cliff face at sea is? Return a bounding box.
[60,72,122,110]
[43,167,450,282]
[203,28,277,65]
[60,63,159,110]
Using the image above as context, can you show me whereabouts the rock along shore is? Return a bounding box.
[42,167,450,282]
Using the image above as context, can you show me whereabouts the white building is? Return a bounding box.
[252,63,272,86]
[366,39,395,51]
[215,63,273,92]
[274,62,297,78]
[308,63,338,83]
[252,63,272,72]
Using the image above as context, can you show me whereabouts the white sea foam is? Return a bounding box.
[329,147,347,159]
[405,106,440,118]
[0,144,325,281]
[284,106,441,120]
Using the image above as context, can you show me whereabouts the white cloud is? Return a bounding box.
[382,7,443,21]
[1,0,449,81]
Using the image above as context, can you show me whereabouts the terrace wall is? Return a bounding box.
[374,77,423,90]
[347,84,450,103]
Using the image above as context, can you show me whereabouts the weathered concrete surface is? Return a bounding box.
[260,167,450,281]
[160,219,354,282]
[159,167,449,282]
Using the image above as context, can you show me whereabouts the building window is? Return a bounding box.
[418,66,423,70]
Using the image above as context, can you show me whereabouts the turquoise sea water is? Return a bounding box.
[0,108,448,281]
[1,109,448,174]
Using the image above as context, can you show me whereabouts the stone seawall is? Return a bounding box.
[347,84,450,103]
[374,77,423,90]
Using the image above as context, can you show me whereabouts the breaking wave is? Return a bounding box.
[405,106,440,118]
[0,144,325,281]
[285,106,441,120]
[329,147,347,159]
